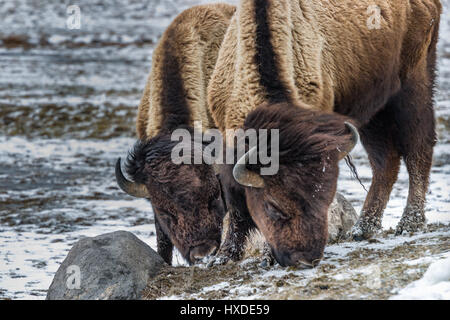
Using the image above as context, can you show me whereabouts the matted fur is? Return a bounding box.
[208,0,441,131]
[125,4,236,265]
[137,3,236,139]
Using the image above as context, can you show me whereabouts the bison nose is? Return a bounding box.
[189,241,219,263]
[289,251,322,269]
[273,249,322,268]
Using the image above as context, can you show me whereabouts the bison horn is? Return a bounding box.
[338,122,360,160]
[212,164,221,176]
[233,146,265,188]
[115,158,150,198]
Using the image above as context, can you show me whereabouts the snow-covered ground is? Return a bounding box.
[144,224,449,300]
[0,0,449,300]
[391,254,450,300]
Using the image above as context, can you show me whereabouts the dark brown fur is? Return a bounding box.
[123,5,235,265]
[158,27,191,133]
[126,135,225,265]
[244,103,355,266]
[254,0,289,103]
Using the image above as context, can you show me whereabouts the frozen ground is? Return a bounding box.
[0,0,449,299]
[391,253,450,300]
[144,224,449,300]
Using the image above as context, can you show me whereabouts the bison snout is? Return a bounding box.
[273,249,322,268]
[289,251,322,269]
[189,240,219,263]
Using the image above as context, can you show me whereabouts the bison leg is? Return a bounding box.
[352,106,401,240]
[353,74,436,239]
[395,149,433,235]
[393,80,436,235]
[216,164,256,263]
[155,217,173,265]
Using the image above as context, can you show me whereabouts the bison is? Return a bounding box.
[208,0,441,267]
[115,4,236,265]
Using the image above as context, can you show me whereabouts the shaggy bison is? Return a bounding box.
[208,0,441,267]
[115,4,236,265]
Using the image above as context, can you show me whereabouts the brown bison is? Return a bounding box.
[208,0,441,267]
[115,4,236,265]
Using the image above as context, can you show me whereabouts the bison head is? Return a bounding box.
[115,132,225,265]
[234,103,359,267]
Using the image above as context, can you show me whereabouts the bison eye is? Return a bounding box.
[264,201,290,221]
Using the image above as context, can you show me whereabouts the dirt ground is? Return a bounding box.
[143,223,450,300]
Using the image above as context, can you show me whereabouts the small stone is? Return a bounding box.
[328,192,358,243]
[317,284,329,290]
[275,280,285,287]
[259,260,268,268]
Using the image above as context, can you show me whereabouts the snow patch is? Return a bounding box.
[391,253,450,300]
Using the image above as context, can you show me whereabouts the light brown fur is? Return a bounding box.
[207,0,441,265]
[208,0,441,133]
[137,3,236,139]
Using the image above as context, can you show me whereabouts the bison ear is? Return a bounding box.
[338,122,359,160]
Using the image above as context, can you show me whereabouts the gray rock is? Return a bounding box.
[328,192,359,243]
[46,231,165,300]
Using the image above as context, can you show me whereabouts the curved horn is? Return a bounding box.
[115,158,150,198]
[212,164,221,176]
[233,146,265,188]
[339,122,360,160]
